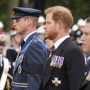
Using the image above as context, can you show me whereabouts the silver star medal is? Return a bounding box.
[52,77,61,86]
[50,55,64,68]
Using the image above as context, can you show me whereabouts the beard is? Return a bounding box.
[44,31,57,41]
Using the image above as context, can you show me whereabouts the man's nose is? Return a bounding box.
[11,22,16,30]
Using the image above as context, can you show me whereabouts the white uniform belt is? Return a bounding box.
[0,57,10,90]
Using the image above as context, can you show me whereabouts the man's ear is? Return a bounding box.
[58,20,65,29]
[55,20,62,29]
[26,19,32,26]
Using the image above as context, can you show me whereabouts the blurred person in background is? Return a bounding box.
[6,31,22,66]
[37,26,45,41]
[45,39,54,51]
[0,21,5,34]
[6,31,22,90]
[37,15,46,41]
[0,34,11,90]
[37,15,45,28]
[80,17,90,90]
[70,18,86,46]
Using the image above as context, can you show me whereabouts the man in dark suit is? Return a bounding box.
[42,6,86,90]
[11,7,48,90]
[80,17,90,90]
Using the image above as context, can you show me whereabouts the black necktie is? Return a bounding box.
[21,40,25,50]
[51,45,55,53]
[48,46,55,58]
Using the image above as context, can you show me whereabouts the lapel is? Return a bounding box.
[43,38,71,87]
[13,32,38,74]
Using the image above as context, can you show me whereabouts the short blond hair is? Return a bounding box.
[44,6,73,29]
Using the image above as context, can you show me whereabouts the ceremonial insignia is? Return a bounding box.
[50,55,64,68]
[14,53,24,74]
[18,65,22,73]
[86,72,90,81]
[52,77,61,86]
[18,54,24,64]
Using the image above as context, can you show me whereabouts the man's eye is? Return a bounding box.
[16,19,20,22]
[46,22,50,24]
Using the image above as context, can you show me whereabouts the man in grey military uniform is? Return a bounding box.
[11,7,48,90]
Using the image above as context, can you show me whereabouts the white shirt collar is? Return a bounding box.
[24,31,37,42]
[54,35,70,49]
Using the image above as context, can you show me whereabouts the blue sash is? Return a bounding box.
[13,37,45,74]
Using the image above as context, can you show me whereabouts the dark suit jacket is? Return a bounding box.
[81,81,90,90]
[12,33,48,90]
[42,38,86,90]
[81,63,90,90]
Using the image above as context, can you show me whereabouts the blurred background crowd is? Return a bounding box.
[0,0,90,46]
[0,0,89,54]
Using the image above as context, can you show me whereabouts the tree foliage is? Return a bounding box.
[45,0,90,23]
[0,0,90,31]
[0,0,9,31]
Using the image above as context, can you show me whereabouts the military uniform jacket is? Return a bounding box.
[12,33,48,90]
[42,38,86,90]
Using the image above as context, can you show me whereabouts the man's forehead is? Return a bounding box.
[85,23,90,27]
[83,23,90,29]
[81,25,89,33]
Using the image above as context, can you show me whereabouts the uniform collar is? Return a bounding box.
[24,31,37,42]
